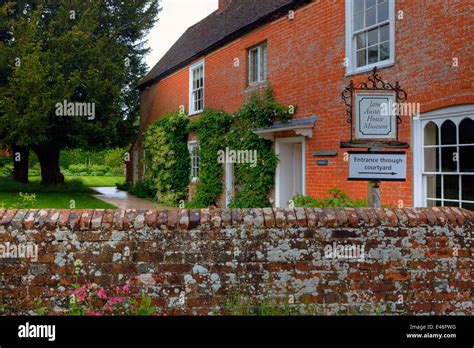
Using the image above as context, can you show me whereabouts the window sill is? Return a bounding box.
[188,110,204,117]
[345,60,394,78]
[245,81,268,93]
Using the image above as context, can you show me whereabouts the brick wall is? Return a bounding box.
[0,207,472,315]
[128,0,474,207]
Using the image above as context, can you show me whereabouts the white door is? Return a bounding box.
[276,138,305,207]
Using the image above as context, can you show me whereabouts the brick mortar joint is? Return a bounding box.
[0,207,472,231]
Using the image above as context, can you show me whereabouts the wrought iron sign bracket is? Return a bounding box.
[341,67,408,147]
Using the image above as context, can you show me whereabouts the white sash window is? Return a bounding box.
[413,105,474,210]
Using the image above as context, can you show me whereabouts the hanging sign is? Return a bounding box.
[355,93,397,140]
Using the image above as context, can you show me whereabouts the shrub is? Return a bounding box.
[90,164,110,176]
[116,182,130,191]
[291,188,367,208]
[0,176,90,193]
[0,151,10,167]
[13,193,37,209]
[129,180,156,199]
[67,164,111,176]
[60,148,126,177]
[68,164,88,175]
[0,163,13,176]
[104,148,126,169]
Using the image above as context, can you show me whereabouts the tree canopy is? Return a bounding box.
[0,0,159,183]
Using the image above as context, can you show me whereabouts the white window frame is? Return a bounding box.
[412,104,474,208]
[189,60,205,115]
[345,0,395,76]
[188,141,200,182]
[248,42,267,85]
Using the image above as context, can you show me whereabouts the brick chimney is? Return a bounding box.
[218,0,232,13]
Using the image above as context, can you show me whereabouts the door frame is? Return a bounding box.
[275,137,306,208]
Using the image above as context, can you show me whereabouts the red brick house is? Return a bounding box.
[128,0,474,209]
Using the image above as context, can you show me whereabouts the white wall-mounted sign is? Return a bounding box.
[355,93,397,139]
[349,152,407,181]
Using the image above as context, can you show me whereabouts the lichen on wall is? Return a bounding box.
[0,207,472,316]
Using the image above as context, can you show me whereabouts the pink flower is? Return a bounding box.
[98,288,107,300]
[122,285,130,292]
[73,288,83,296]
[78,294,86,303]
[110,297,124,305]
[89,312,103,316]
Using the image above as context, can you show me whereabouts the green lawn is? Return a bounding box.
[0,192,116,209]
[30,176,125,187]
[0,176,122,209]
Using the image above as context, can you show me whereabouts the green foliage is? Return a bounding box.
[187,110,232,208]
[0,151,10,167]
[60,148,126,176]
[13,192,37,209]
[67,164,111,176]
[291,188,368,208]
[30,298,48,316]
[129,180,156,199]
[0,192,115,209]
[104,148,127,173]
[69,262,156,316]
[0,0,160,183]
[228,86,294,208]
[0,163,12,176]
[60,149,103,169]
[144,112,190,205]
[116,182,130,192]
[222,289,299,316]
[130,294,156,316]
[0,176,89,193]
[184,87,292,208]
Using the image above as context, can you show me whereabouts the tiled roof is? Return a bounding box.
[139,0,310,88]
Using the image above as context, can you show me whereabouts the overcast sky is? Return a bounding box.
[145,0,219,69]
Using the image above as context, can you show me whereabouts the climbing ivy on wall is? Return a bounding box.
[227,87,293,208]
[143,112,190,206]
[187,110,232,207]
[187,87,294,208]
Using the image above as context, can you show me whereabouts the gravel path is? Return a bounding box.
[92,187,157,210]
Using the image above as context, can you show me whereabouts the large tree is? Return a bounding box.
[0,0,159,184]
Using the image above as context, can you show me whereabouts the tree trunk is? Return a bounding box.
[34,145,64,185]
[11,144,29,184]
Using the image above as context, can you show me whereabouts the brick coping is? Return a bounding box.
[0,207,472,231]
